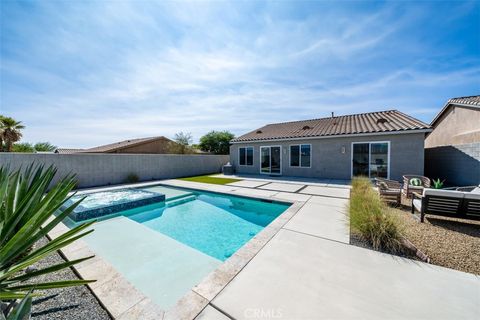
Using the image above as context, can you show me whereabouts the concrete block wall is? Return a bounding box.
[0,153,229,188]
[425,142,480,186]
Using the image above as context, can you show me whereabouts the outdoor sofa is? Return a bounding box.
[412,187,480,222]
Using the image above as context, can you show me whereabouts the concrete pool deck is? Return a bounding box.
[49,178,479,320]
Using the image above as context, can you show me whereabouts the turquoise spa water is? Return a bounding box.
[76,185,290,309]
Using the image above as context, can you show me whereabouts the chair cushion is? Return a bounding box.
[464,192,480,200]
[424,188,464,198]
[378,181,389,190]
[409,178,423,186]
[471,187,480,194]
[413,199,422,211]
[382,189,400,194]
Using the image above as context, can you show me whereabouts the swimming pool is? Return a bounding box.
[76,185,290,309]
[129,190,288,261]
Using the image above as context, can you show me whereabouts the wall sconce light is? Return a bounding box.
[341,146,346,154]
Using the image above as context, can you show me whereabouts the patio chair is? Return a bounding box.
[374,178,402,204]
[402,175,431,199]
[412,188,480,222]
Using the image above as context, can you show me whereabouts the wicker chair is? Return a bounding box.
[402,175,431,199]
[374,178,402,204]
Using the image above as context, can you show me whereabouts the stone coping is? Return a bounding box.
[48,179,307,319]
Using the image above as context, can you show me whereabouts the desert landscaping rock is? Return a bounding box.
[29,238,111,320]
[397,210,480,275]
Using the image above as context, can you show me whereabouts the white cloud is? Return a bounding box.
[1,1,478,147]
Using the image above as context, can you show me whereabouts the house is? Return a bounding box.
[55,136,177,154]
[54,148,85,154]
[230,110,431,181]
[425,95,480,186]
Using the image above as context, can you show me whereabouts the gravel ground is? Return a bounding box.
[395,208,480,275]
[27,238,111,320]
[350,194,480,275]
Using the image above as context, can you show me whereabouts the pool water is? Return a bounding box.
[129,192,288,260]
[78,185,290,309]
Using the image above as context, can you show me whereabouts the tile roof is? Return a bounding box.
[232,110,431,143]
[79,136,172,153]
[54,148,85,154]
[448,95,480,107]
[431,95,480,126]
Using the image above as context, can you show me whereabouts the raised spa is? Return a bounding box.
[64,188,165,221]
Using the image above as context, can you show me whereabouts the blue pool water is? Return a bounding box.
[129,190,289,261]
[78,185,290,309]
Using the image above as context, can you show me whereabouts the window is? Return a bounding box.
[301,144,311,167]
[290,144,311,167]
[239,147,253,166]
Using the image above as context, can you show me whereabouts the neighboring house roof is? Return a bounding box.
[232,110,431,143]
[79,136,172,153]
[54,148,85,154]
[430,95,480,127]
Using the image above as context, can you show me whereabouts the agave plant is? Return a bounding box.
[432,178,445,189]
[0,165,96,318]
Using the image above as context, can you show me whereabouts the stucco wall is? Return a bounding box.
[0,153,229,188]
[425,142,480,186]
[425,106,480,148]
[230,133,425,181]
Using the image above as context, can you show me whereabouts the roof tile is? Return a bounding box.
[79,136,171,153]
[448,95,480,106]
[232,110,431,142]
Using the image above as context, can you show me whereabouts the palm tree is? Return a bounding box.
[0,116,25,152]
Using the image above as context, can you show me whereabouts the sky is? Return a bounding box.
[0,1,479,148]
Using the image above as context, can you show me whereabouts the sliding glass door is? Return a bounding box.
[260,146,281,175]
[352,142,389,179]
[261,147,270,173]
[352,143,369,177]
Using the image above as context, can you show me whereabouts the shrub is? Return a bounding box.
[349,177,405,253]
[33,142,57,152]
[0,165,95,318]
[125,173,140,183]
[11,142,35,153]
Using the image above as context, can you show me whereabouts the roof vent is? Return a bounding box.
[302,125,311,130]
[376,118,388,124]
[256,130,263,134]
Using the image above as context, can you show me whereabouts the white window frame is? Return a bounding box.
[351,141,390,179]
[238,146,254,166]
[259,145,282,175]
[289,144,312,168]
